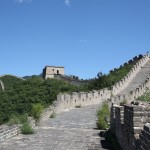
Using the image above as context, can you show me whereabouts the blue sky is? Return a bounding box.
[0,0,150,79]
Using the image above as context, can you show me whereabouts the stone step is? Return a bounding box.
[119,59,150,94]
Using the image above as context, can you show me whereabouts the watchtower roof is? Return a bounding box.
[45,66,64,68]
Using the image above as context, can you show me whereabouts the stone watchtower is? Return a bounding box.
[42,66,65,79]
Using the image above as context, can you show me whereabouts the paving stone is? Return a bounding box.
[0,105,112,150]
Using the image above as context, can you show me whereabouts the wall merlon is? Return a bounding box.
[111,103,150,150]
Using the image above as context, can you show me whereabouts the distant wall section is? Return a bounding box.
[0,80,4,91]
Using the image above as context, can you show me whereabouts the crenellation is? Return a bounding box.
[0,125,21,143]
[111,103,150,150]
[128,59,133,64]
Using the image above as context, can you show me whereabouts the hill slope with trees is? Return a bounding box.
[0,55,143,125]
[0,75,86,124]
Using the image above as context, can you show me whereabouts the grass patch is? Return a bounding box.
[75,104,81,108]
[120,99,127,106]
[138,88,150,102]
[21,122,34,134]
[97,103,110,129]
[8,114,20,126]
[31,103,43,122]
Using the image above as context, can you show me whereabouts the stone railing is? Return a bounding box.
[110,103,150,150]
[0,117,35,143]
[54,89,111,113]
[0,125,21,142]
[110,73,150,105]
[139,123,150,149]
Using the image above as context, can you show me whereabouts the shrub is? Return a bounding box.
[97,103,110,129]
[21,122,34,134]
[19,113,28,124]
[75,104,81,108]
[120,99,127,106]
[97,115,108,129]
[101,103,110,116]
[138,89,150,102]
[49,112,56,118]
[31,103,43,121]
[8,114,20,126]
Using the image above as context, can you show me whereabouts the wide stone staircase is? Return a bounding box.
[118,59,150,95]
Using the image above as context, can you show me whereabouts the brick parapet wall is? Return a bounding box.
[111,73,150,106]
[111,104,150,150]
[139,123,150,150]
[0,117,35,143]
[0,125,21,142]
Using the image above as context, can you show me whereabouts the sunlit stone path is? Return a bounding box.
[0,104,112,150]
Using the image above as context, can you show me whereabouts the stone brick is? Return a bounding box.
[144,124,150,132]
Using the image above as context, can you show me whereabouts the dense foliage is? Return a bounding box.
[21,122,34,134]
[0,75,86,124]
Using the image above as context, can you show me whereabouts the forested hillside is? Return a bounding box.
[0,75,86,124]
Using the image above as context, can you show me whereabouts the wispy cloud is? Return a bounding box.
[15,0,33,4]
[65,0,71,7]
[80,39,88,43]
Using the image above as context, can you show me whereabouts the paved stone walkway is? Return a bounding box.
[0,105,112,150]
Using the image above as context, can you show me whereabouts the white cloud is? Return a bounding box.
[65,0,71,7]
[15,0,33,4]
[80,39,88,43]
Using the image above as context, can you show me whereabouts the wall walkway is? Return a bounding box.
[0,105,112,150]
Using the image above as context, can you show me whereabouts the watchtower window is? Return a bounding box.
[57,70,59,74]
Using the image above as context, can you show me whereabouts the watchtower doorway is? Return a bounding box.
[57,70,59,74]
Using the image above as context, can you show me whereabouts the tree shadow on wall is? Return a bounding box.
[99,130,113,150]
[99,130,122,150]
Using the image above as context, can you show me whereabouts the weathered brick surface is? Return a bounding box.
[111,104,150,150]
[0,105,111,150]
[0,125,20,142]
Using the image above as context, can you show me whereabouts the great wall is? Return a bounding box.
[41,53,150,120]
[0,53,150,149]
